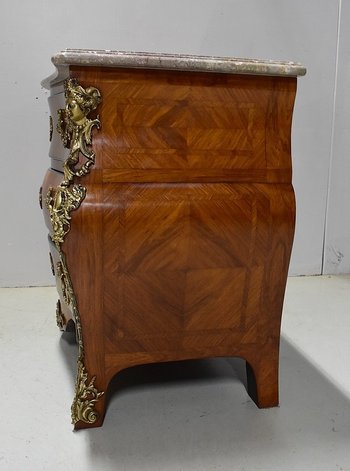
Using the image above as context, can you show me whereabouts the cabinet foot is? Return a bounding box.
[246,350,279,408]
[71,358,106,430]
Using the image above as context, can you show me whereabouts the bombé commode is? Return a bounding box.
[40,49,306,429]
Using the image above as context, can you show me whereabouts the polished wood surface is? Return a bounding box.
[42,65,297,429]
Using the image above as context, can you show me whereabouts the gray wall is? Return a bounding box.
[0,0,346,286]
[324,0,350,274]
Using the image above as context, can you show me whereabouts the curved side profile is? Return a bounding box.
[42,78,105,428]
[41,58,300,429]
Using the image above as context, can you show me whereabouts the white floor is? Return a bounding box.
[1,276,350,471]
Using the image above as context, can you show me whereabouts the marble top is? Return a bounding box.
[42,49,306,88]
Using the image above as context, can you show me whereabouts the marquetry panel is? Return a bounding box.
[102,183,275,354]
[69,67,291,179]
[42,63,300,428]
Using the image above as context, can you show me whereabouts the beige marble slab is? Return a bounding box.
[42,49,306,88]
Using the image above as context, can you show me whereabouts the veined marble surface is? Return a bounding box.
[42,49,306,88]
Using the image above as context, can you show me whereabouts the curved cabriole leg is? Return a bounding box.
[245,345,280,408]
[72,364,129,430]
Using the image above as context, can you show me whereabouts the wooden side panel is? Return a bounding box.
[101,182,295,374]
[42,65,298,428]
[266,78,296,170]
[69,67,296,185]
[62,182,107,425]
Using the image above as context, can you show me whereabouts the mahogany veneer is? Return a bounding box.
[41,56,303,429]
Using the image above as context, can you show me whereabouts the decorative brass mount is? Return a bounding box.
[56,78,101,185]
[71,359,104,425]
[44,78,103,427]
[46,184,86,246]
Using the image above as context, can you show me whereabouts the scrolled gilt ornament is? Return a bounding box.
[46,184,86,247]
[71,359,104,425]
[54,250,84,354]
[56,259,74,306]
[44,77,103,427]
[57,78,101,185]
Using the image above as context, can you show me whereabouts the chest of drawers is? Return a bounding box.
[40,50,305,429]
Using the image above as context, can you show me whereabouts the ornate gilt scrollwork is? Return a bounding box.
[71,359,104,425]
[56,259,74,306]
[44,78,104,426]
[56,250,103,425]
[57,78,101,185]
[46,184,86,247]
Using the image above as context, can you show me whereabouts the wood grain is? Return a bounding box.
[42,65,298,429]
